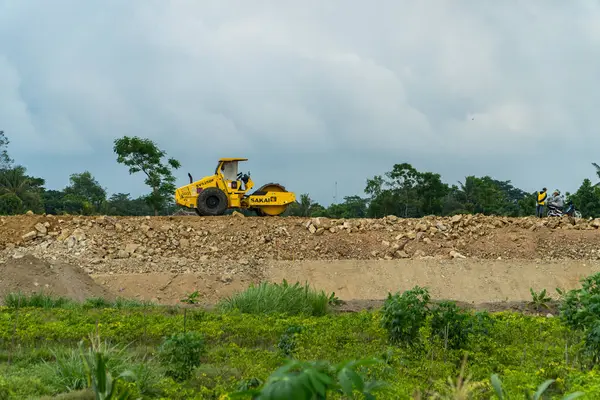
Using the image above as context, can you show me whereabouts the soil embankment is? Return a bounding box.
[0,214,599,310]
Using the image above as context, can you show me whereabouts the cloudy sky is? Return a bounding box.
[1,0,600,206]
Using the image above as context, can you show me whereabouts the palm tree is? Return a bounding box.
[298,193,314,217]
[0,166,42,212]
[593,163,600,187]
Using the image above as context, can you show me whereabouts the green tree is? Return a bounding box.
[456,176,506,215]
[284,193,327,217]
[327,195,368,218]
[0,166,44,214]
[365,164,450,218]
[386,163,421,217]
[113,136,181,216]
[416,171,449,216]
[297,193,315,217]
[569,179,600,218]
[593,162,600,187]
[64,171,107,213]
[42,190,68,215]
[105,193,154,216]
[365,175,396,217]
[0,193,23,215]
[0,131,14,170]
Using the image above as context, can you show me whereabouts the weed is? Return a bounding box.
[529,288,552,311]
[414,355,486,399]
[218,280,331,316]
[82,352,137,399]
[180,291,200,333]
[327,292,343,306]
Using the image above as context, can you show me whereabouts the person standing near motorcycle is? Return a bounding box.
[536,188,547,217]
[547,189,564,211]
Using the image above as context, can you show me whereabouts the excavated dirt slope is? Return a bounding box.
[0,214,599,307]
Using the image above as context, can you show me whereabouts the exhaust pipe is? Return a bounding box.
[188,173,193,184]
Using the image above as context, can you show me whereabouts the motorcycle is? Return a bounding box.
[547,200,582,218]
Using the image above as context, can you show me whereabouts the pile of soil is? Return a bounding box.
[0,254,114,304]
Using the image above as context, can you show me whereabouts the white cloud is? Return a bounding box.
[1,0,599,202]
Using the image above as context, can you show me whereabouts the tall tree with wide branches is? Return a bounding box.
[113,136,181,216]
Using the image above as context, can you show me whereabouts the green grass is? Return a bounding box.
[2,277,600,399]
[3,292,155,310]
[3,291,76,309]
[0,305,597,399]
[217,280,331,316]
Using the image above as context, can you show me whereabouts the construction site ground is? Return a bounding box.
[1,213,600,313]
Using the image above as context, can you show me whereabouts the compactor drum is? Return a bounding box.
[174,158,296,217]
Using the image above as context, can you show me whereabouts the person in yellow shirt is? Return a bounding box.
[536,187,547,217]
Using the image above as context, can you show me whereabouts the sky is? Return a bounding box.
[1,0,600,207]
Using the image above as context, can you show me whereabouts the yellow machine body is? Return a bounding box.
[175,158,296,216]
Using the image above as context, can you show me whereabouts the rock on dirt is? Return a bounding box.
[0,214,599,277]
[0,254,115,304]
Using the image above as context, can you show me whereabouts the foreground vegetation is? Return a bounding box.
[2,275,600,399]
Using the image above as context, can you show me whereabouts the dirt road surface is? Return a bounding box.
[93,259,600,306]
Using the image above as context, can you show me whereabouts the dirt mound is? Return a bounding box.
[0,254,114,303]
[0,214,599,275]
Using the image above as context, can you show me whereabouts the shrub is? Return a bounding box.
[277,325,304,357]
[380,286,431,346]
[157,331,205,381]
[559,272,600,331]
[218,280,330,316]
[558,272,600,364]
[429,301,473,350]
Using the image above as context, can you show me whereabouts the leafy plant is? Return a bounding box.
[229,358,385,399]
[219,280,331,317]
[181,291,200,305]
[584,319,600,365]
[82,352,137,399]
[558,272,600,331]
[327,292,343,306]
[491,373,584,399]
[157,331,205,381]
[429,301,473,350]
[529,288,552,311]
[180,290,200,333]
[380,286,431,346]
[277,325,304,357]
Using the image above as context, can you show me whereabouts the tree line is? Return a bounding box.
[1,131,599,218]
[284,162,600,219]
